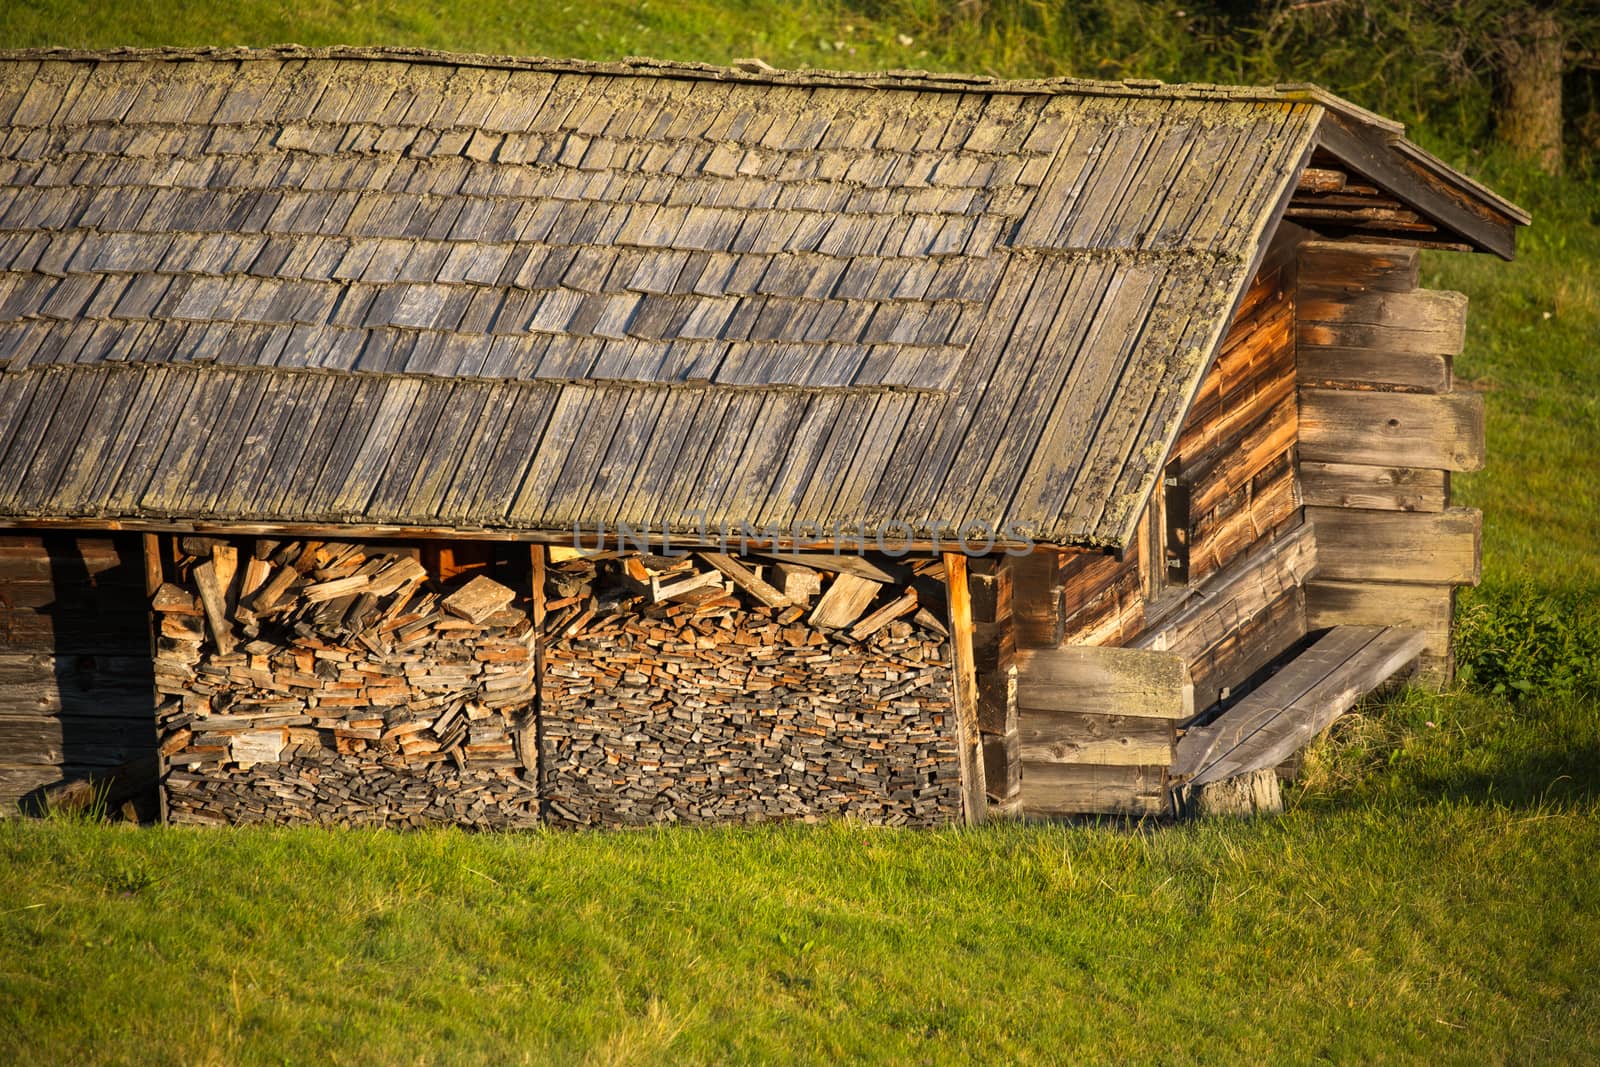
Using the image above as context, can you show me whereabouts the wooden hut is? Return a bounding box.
[0,48,1527,824]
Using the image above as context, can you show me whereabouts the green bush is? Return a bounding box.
[1456,582,1600,698]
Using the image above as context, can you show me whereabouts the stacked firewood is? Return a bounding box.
[539,549,965,828]
[155,539,539,829]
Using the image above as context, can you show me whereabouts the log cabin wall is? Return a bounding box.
[1295,240,1483,683]
[0,533,157,815]
[1000,240,1308,817]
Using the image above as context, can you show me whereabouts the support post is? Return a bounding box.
[942,552,987,825]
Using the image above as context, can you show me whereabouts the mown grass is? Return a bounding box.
[2,2,1599,1063]
[3,779,1598,1064]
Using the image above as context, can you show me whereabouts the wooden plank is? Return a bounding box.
[752,552,908,585]
[0,714,156,767]
[1305,578,1453,685]
[1299,461,1447,512]
[1186,627,1426,786]
[848,589,918,641]
[942,552,987,825]
[529,544,547,629]
[1019,712,1173,766]
[1299,287,1466,339]
[1297,344,1451,393]
[1309,506,1481,585]
[1314,112,1518,261]
[699,552,790,609]
[807,572,880,630]
[1020,762,1168,818]
[1014,646,1194,720]
[1174,625,1381,778]
[141,534,163,597]
[1297,241,1418,293]
[190,558,236,654]
[1010,548,1062,649]
[1300,389,1484,472]
[0,653,154,719]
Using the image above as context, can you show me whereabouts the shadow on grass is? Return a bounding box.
[1296,686,1600,813]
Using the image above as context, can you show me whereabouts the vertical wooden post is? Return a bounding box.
[942,552,987,825]
[141,533,168,825]
[529,543,548,822]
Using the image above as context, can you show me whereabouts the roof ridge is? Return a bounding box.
[0,44,1385,124]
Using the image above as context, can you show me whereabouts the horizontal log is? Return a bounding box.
[1304,580,1453,685]
[0,714,156,767]
[1014,646,1193,720]
[1019,712,1173,766]
[1308,506,1481,586]
[1299,461,1447,512]
[1297,288,1467,355]
[1297,344,1451,393]
[1300,389,1484,472]
[0,534,141,585]
[1297,240,1420,292]
[1020,762,1168,818]
[0,603,152,655]
[1295,167,1347,193]
[0,653,154,718]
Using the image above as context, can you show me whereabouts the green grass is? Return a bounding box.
[3,768,1598,1064]
[2,2,1599,1062]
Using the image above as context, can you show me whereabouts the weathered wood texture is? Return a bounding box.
[1015,646,1194,721]
[1014,645,1188,818]
[0,533,157,810]
[1304,579,1454,682]
[1308,506,1481,586]
[1299,462,1447,512]
[1168,251,1302,588]
[1295,240,1483,684]
[942,552,987,824]
[1136,522,1318,712]
[1177,768,1283,817]
[1300,390,1484,472]
[539,551,963,828]
[1172,625,1425,787]
[1020,762,1169,818]
[0,52,1345,552]
[969,557,1019,805]
[157,539,542,829]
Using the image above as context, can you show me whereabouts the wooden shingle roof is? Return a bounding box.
[0,48,1524,547]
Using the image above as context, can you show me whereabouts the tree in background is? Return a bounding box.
[1259,0,1598,175]
[890,0,1597,173]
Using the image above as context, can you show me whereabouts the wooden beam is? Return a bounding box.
[1297,289,1468,355]
[140,533,163,597]
[700,552,790,609]
[1020,762,1168,818]
[1299,461,1447,512]
[1014,646,1194,721]
[1019,712,1173,766]
[1309,506,1481,586]
[1300,389,1485,472]
[1298,344,1451,393]
[1175,626,1426,787]
[942,552,987,825]
[1297,240,1420,292]
[1315,112,1518,260]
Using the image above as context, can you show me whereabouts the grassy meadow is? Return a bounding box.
[2,2,1598,1063]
